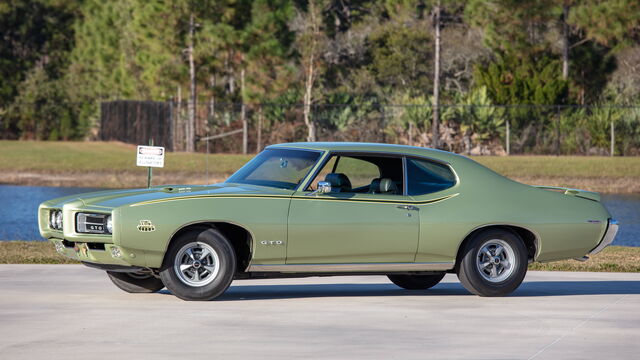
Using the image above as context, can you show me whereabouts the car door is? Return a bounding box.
[286,154,420,265]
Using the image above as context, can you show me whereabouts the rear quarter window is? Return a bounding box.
[406,158,456,195]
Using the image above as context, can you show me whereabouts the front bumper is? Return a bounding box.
[50,238,137,267]
[589,219,618,255]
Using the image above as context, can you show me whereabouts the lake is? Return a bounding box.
[0,185,638,246]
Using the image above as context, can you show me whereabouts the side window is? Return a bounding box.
[307,154,404,195]
[406,158,456,195]
[334,157,380,190]
[308,156,337,190]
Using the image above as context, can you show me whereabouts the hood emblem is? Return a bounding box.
[137,220,156,232]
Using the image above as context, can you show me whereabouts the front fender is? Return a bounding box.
[117,196,291,268]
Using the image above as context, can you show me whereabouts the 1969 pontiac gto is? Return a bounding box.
[39,142,618,300]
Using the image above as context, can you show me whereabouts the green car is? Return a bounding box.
[38,142,618,300]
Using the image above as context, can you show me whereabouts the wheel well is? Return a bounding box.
[454,225,538,271]
[168,222,252,271]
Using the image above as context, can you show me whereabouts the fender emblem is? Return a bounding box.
[260,240,284,246]
[137,220,156,232]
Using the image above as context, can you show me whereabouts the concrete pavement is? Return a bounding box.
[0,265,639,359]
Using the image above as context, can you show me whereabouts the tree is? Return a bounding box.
[240,0,295,151]
[0,0,78,139]
[293,0,329,142]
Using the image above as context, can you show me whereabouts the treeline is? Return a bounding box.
[1,0,639,154]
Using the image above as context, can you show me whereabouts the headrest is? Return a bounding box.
[378,178,397,193]
[324,173,352,191]
[370,178,398,194]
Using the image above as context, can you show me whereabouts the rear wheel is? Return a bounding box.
[456,228,528,297]
[160,228,236,301]
[388,273,446,290]
[107,271,164,293]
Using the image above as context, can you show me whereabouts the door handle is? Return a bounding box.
[396,205,419,211]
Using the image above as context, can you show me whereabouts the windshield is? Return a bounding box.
[226,148,322,190]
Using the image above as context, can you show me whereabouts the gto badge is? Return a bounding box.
[137,220,156,232]
[260,240,284,246]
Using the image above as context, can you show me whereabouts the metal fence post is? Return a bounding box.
[506,118,510,155]
[555,105,561,156]
[610,118,615,157]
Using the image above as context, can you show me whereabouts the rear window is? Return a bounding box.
[406,158,456,195]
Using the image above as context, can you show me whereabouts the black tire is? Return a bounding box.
[160,228,236,301]
[388,273,446,290]
[456,228,528,297]
[107,271,165,293]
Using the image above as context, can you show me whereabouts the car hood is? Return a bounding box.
[44,183,295,210]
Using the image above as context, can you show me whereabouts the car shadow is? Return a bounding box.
[157,280,640,301]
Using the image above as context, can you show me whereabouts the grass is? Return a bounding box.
[528,246,640,272]
[0,140,251,174]
[1,140,639,192]
[1,241,637,272]
[0,241,78,264]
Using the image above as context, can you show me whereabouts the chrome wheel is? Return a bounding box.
[173,242,220,287]
[476,239,516,283]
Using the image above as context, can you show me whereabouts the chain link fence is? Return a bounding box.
[145,102,639,156]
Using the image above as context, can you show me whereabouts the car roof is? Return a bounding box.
[267,142,466,164]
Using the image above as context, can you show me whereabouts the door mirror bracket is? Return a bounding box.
[306,181,332,196]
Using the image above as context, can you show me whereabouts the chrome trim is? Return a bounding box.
[306,181,331,196]
[397,205,419,211]
[246,262,454,273]
[402,156,408,196]
[589,219,618,255]
[298,149,457,193]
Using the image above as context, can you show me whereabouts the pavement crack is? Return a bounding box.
[527,294,628,360]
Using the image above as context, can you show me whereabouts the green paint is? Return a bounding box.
[38,143,613,271]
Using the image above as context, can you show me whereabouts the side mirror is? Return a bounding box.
[306,181,332,196]
[317,181,332,194]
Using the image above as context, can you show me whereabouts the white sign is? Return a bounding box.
[136,145,165,168]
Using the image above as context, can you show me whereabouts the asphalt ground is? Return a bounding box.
[0,265,639,360]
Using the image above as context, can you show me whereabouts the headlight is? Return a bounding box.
[55,211,62,229]
[106,215,113,234]
[76,213,112,235]
[49,210,63,231]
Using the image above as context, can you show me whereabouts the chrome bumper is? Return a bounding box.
[589,219,618,255]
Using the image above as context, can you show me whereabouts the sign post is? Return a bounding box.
[136,140,165,188]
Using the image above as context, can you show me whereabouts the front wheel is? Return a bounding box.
[456,229,528,297]
[107,271,165,293]
[160,228,236,301]
[388,273,446,290]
